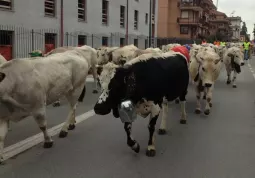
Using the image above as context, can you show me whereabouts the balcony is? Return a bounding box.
[209,18,230,23]
[177,18,202,26]
[179,2,203,11]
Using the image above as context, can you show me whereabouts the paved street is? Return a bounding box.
[1,61,255,178]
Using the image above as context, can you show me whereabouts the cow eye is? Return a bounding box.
[202,67,205,71]
[236,56,238,57]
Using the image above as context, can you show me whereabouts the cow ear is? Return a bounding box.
[0,72,5,82]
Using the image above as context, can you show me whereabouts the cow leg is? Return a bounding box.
[124,122,140,153]
[158,99,168,135]
[52,99,61,107]
[174,98,180,104]
[204,87,213,115]
[146,104,160,157]
[226,68,231,84]
[179,90,187,124]
[0,120,8,164]
[33,108,53,148]
[232,71,237,88]
[59,85,83,138]
[195,86,202,114]
[92,66,99,94]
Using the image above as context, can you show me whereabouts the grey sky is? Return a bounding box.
[215,0,255,37]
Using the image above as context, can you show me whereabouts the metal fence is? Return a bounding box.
[0,25,200,60]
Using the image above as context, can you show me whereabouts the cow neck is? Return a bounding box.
[123,72,136,101]
[194,63,201,82]
[230,56,235,69]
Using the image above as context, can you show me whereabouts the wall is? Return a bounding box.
[0,0,155,58]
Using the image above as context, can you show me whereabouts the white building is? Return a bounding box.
[0,0,158,59]
[228,16,242,41]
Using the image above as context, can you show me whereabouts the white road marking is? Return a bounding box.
[3,110,95,161]
[247,62,255,80]
[86,77,94,82]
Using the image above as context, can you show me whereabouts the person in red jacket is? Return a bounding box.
[171,45,190,63]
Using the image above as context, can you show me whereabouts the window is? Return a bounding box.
[78,35,87,46]
[102,36,108,46]
[0,0,12,10]
[120,5,125,28]
[78,0,86,21]
[134,10,139,30]
[102,0,109,25]
[45,0,55,17]
[120,38,125,47]
[0,30,12,45]
[134,39,138,47]
[145,13,148,25]
[180,25,189,34]
[181,11,189,18]
[45,33,56,44]
[45,33,57,53]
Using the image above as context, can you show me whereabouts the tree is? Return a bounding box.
[240,21,249,41]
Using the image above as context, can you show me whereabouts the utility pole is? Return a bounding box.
[125,0,129,45]
[60,0,64,47]
[149,0,152,47]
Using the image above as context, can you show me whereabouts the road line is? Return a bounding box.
[3,110,95,161]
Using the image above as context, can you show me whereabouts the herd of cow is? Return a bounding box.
[0,42,244,163]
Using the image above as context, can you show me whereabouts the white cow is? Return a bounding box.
[0,45,97,164]
[223,47,244,88]
[111,44,138,65]
[189,50,222,115]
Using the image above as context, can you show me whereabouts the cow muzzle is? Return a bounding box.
[205,83,212,88]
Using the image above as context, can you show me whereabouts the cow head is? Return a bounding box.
[96,48,109,65]
[94,62,130,117]
[196,51,221,88]
[227,48,244,73]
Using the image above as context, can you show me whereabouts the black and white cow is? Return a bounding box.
[94,52,189,157]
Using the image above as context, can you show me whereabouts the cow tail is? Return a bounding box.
[78,86,86,102]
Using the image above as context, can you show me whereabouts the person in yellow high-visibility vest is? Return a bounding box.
[243,39,250,61]
[220,41,226,46]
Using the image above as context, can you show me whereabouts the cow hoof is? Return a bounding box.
[53,103,60,107]
[44,141,54,148]
[232,85,237,88]
[180,119,187,124]
[203,95,206,100]
[195,109,201,114]
[68,124,76,130]
[204,109,210,115]
[226,80,231,85]
[158,129,167,135]
[132,143,140,153]
[146,149,156,157]
[0,157,4,165]
[209,103,213,108]
[59,131,68,138]
[175,99,180,104]
[92,90,98,94]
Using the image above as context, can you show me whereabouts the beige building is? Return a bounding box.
[157,0,217,40]
[228,16,242,40]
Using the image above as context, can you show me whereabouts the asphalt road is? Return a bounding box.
[1,61,255,178]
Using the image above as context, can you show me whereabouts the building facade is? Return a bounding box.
[209,10,231,41]
[228,16,242,41]
[0,0,158,59]
[157,0,217,40]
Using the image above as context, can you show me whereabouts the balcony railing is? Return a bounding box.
[177,18,201,25]
[179,1,203,11]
